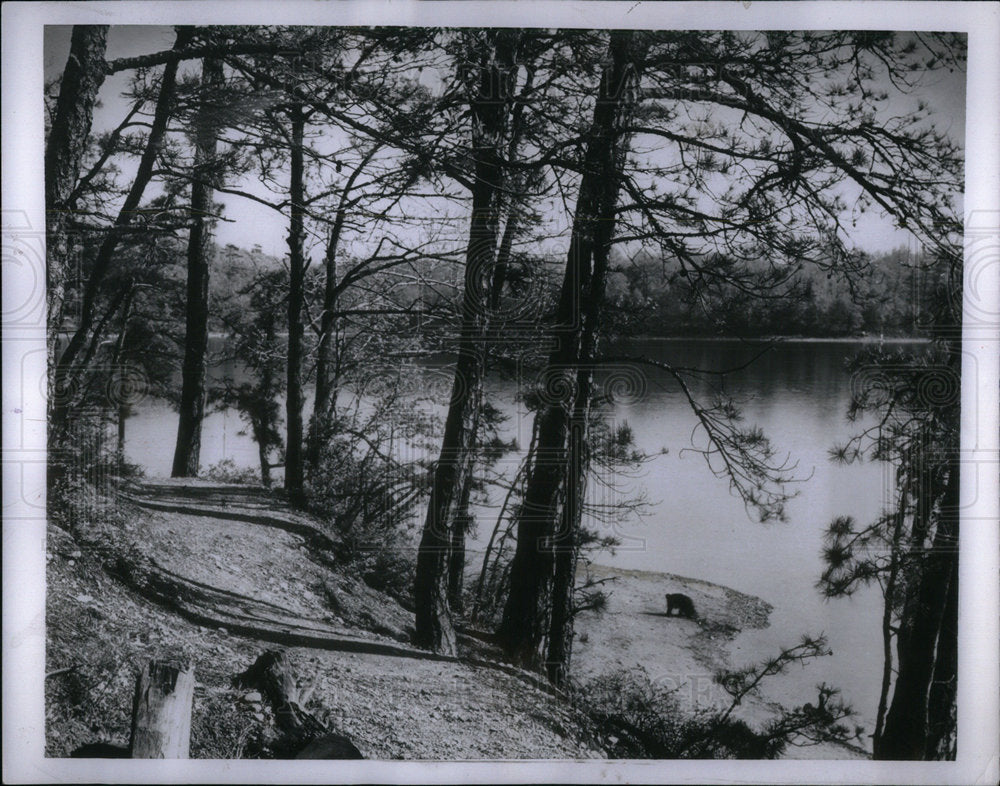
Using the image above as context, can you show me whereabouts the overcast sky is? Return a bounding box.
[44,25,968,259]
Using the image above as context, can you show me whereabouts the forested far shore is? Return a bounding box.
[604,246,941,338]
[55,240,941,356]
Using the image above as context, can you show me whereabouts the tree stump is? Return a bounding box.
[234,649,364,759]
[129,656,195,758]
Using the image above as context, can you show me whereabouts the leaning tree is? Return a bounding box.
[50,26,193,444]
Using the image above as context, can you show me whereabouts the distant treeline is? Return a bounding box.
[205,243,940,342]
[603,246,940,338]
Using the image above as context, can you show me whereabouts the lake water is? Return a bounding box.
[123,337,928,743]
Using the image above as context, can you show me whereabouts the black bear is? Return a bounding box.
[665,592,696,619]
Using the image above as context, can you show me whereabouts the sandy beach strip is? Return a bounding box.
[570,563,869,759]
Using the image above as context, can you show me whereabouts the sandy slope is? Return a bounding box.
[45,520,605,760]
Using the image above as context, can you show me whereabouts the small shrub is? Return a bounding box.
[573,641,863,759]
[306,437,423,606]
[203,458,261,486]
[571,667,690,758]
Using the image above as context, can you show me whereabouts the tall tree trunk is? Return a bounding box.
[413,30,520,654]
[545,420,587,685]
[307,225,342,470]
[52,26,193,437]
[447,475,475,614]
[306,148,376,472]
[497,30,643,672]
[45,25,108,421]
[111,286,136,458]
[545,149,622,680]
[255,416,273,488]
[284,105,307,504]
[172,56,224,477]
[487,63,534,314]
[924,546,958,759]
[873,479,909,743]
[875,454,959,759]
[489,206,519,311]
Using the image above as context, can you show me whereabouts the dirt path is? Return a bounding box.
[46,532,601,759]
[135,509,349,629]
[46,479,607,758]
[118,480,420,648]
[46,477,865,759]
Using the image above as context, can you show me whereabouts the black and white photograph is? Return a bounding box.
[3,1,998,783]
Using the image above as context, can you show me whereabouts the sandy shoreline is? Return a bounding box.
[569,563,869,759]
[572,564,772,707]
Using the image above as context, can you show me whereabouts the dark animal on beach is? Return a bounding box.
[665,592,696,619]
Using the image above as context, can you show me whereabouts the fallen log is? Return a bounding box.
[70,742,130,758]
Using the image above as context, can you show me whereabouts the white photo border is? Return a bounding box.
[3,2,998,783]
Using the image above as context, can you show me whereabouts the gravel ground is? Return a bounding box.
[45,510,605,760]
